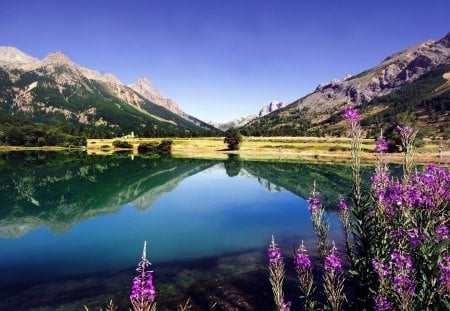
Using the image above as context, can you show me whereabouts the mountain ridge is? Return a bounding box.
[242,31,450,137]
[0,47,218,139]
[206,100,286,131]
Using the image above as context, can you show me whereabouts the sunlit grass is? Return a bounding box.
[85,136,448,163]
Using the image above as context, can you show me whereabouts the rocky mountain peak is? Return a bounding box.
[43,51,75,65]
[128,77,183,115]
[438,31,450,48]
[0,46,38,65]
[259,100,286,117]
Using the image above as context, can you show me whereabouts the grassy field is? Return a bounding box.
[86,136,449,164]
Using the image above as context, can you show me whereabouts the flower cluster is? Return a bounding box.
[130,241,156,311]
[336,198,348,211]
[435,225,449,242]
[324,245,343,274]
[268,236,289,311]
[307,194,323,212]
[343,108,361,121]
[374,139,389,153]
[406,227,427,247]
[374,164,450,216]
[294,241,315,311]
[374,295,392,311]
[269,236,283,265]
[294,242,312,269]
[390,251,416,305]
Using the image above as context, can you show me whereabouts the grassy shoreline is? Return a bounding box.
[1,136,447,164]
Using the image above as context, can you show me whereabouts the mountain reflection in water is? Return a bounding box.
[0,152,371,310]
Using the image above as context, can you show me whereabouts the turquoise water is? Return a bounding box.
[0,152,359,310]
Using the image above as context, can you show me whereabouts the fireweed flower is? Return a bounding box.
[307,194,323,212]
[294,241,312,269]
[394,275,415,296]
[323,242,346,311]
[324,243,343,273]
[343,108,361,121]
[268,235,288,311]
[435,226,449,242]
[372,259,392,277]
[389,251,415,308]
[438,254,450,296]
[375,139,389,153]
[307,182,329,259]
[407,228,426,247]
[130,241,156,311]
[337,198,348,211]
[375,295,392,311]
[294,241,315,311]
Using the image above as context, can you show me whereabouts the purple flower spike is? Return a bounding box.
[337,198,348,211]
[294,241,311,269]
[343,108,361,121]
[394,275,415,296]
[375,139,389,152]
[307,195,323,212]
[130,241,156,304]
[375,295,392,311]
[435,226,449,242]
[268,235,283,265]
[324,243,343,273]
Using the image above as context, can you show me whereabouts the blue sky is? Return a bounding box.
[1,0,449,122]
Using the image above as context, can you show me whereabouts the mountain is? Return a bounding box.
[128,77,184,115]
[0,47,218,139]
[242,32,450,137]
[206,100,286,131]
[128,77,218,132]
[258,100,286,117]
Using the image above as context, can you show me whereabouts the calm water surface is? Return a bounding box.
[0,152,366,310]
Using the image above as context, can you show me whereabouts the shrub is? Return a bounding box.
[224,127,243,150]
[137,140,172,156]
[137,142,159,153]
[112,140,133,149]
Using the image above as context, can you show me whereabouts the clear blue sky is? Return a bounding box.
[1,0,449,122]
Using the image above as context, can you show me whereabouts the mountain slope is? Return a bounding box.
[128,77,219,132]
[0,47,217,138]
[242,32,450,137]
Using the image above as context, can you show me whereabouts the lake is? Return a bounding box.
[0,152,372,310]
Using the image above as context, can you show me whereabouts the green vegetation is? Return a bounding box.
[0,114,86,147]
[112,140,133,149]
[0,67,220,141]
[138,139,173,156]
[224,127,243,150]
[241,105,314,137]
[241,65,450,138]
[361,64,450,138]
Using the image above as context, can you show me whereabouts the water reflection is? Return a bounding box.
[0,152,367,310]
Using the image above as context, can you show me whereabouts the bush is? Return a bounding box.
[157,139,173,156]
[112,140,133,149]
[224,127,243,150]
[137,140,172,156]
[137,142,159,153]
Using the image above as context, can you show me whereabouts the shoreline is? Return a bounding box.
[1,136,448,164]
